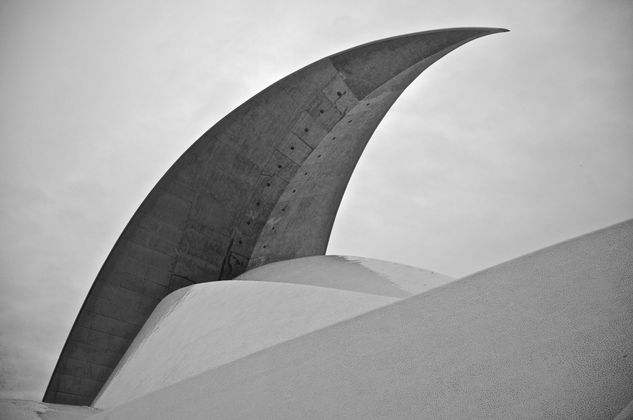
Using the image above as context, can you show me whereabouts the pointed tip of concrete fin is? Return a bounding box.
[330,27,509,98]
[405,27,509,43]
[454,26,510,41]
[471,27,509,33]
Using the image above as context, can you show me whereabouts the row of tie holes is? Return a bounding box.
[239,101,370,248]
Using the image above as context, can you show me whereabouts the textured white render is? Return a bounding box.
[93,282,393,408]
[93,257,452,408]
[89,219,633,420]
[235,255,454,297]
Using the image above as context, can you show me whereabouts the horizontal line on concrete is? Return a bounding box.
[80,309,143,328]
[65,355,117,371]
[74,325,134,342]
[53,389,93,399]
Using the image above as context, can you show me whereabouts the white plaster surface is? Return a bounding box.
[235,255,454,297]
[0,399,98,420]
[93,280,398,408]
[94,256,453,408]
[90,219,633,419]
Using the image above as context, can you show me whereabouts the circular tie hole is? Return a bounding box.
[304,127,309,133]
[304,172,308,176]
[317,154,321,158]
[290,146,295,150]
[277,164,282,169]
[263,245,267,249]
[336,91,342,97]
[238,239,243,245]
[282,207,286,212]
[256,201,260,206]
[266,182,271,187]
[319,109,324,114]
[292,189,296,193]
[246,220,251,225]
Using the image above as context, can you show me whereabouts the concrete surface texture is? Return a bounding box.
[93,257,452,408]
[614,399,633,420]
[0,399,98,420]
[88,219,633,420]
[43,27,507,405]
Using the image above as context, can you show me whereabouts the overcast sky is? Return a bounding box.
[1,0,631,402]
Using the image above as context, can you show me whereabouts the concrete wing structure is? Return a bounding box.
[43,27,507,405]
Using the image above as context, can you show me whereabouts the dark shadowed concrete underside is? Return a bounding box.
[43,27,507,405]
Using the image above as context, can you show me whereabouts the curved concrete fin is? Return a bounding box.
[43,28,507,405]
[249,28,506,268]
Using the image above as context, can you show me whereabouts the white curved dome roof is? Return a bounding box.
[93,257,452,408]
[91,220,633,419]
[235,255,454,297]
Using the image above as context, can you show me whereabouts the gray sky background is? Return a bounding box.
[1,0,631,401]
